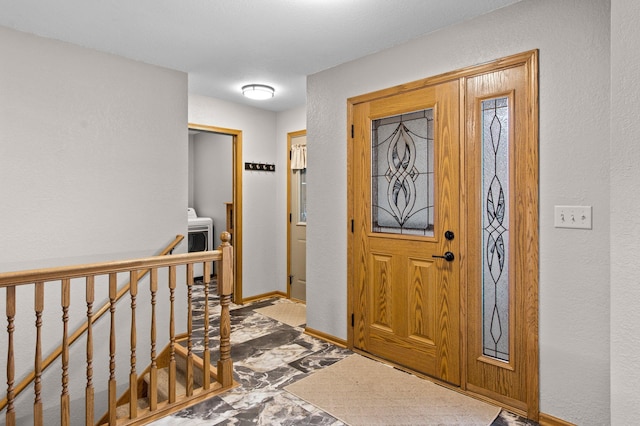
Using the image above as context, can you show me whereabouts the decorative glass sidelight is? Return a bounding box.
[482,97,510,362]
[371,109,435,236]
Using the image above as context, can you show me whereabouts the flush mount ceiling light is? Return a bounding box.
[241,84,275,100]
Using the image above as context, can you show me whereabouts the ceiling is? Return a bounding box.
[0,0,521,112]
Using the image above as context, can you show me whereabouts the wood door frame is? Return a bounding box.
[346,50,538,418]
[286,129,307,299]
[188,123,243,304]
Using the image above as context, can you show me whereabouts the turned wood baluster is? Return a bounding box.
[61,279,70,426]
[186,264,194,397]
[108,273,117,425]
[34,282,44,426]
[168,265,177,403]
[217,232,234,387]
[202,261,211,390]
[5,285,16,426]
[85,276,95,426]
[129,271,138,419]
[218,293,232,387]
[149,268,158,411]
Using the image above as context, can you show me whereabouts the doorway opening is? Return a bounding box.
[188,123,243,303]
[287,130,307,302]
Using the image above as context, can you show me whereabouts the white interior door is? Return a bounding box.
[288,132,307,301]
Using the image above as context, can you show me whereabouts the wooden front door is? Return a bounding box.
[348,51,538,419]
[351,80,460,384]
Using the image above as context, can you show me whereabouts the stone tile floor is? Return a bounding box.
[150,281,537,425]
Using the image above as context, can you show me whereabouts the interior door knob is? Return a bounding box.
[432,251,455,262]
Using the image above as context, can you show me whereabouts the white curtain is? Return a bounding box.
[291,144,307,170]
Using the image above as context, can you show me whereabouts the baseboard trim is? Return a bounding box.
[304,327,347,348]
[539,412,576,426]
[242,291,287,304]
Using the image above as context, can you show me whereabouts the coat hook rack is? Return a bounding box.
[245,162,275,172]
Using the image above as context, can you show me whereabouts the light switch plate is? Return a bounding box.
[554,205,592,229]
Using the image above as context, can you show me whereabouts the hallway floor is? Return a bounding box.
[150,282,537,425]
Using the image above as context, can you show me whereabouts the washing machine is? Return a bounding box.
[187,207,214,278]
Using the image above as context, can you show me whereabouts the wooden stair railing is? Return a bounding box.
[1,232,234,426]
[0,234,184,414]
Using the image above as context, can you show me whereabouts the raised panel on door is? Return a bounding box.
[370,252,393,333]
[407,258,437,345]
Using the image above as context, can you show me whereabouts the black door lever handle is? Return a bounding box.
[432,251,455,262]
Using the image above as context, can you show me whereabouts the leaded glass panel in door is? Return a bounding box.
[481,97,510,362]
[371,109,434,236]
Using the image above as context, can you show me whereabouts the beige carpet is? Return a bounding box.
[285,354,501,426]
[254,301,306,327]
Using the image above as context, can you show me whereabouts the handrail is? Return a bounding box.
[0,235,195,287]
[0,234,184,412]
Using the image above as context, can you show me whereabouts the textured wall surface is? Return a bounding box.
[188,94,278,298]
[611,0,640,424]
[307,0,611,424]
[275,106,307,294]
[187,99,305,298]
[0,26,188,423]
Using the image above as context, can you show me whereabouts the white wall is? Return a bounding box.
[0,26,188,423]
[307,0,610,424]
[187,99,305,298]
[611,0,640,424]
[188,95,278,298]
[276,106,307,293]
[190,132,233,250]
[189,134,196,206]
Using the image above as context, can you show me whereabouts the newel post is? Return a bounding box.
[217,232,234,387]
